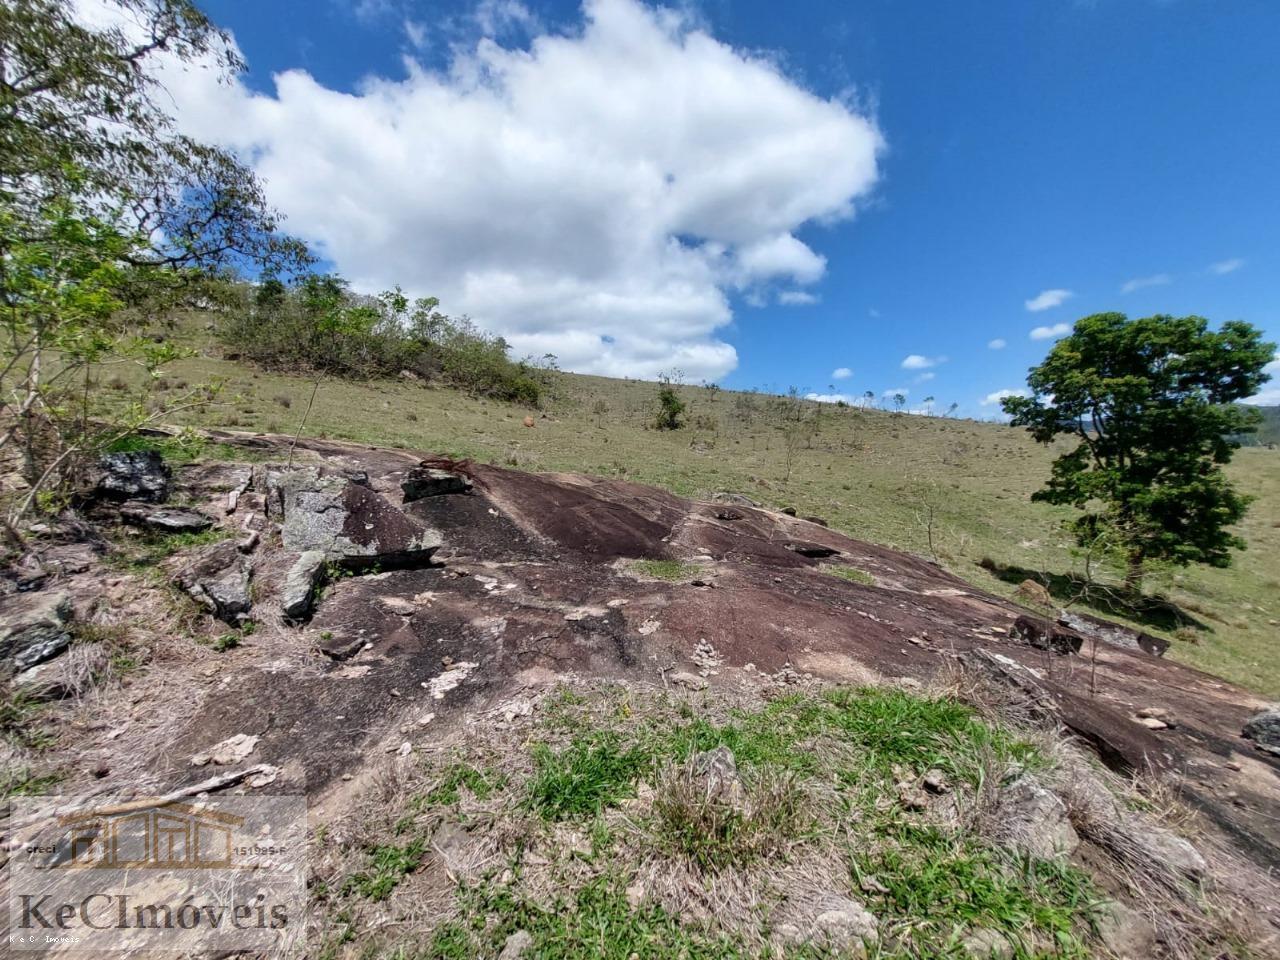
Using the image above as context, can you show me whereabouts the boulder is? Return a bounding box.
[276,469,443,571]
[992,774,1079,860]
[280,551,327,622]
[401,466,472,501]
[1095,901,1156,959]
[961,928,1013,959]
[13,644,106,701]
[497,931,532,960]
[119,504,214,533]
[775,893,878,956]
[175,540,253,624]
[96,450,170,502]
[0,590,73,675]
[1242,706,1280,750]
[1014,578,1054,609]
[693,745,745,805]
[1058,610,1169,657]
[1009,614,1083,655]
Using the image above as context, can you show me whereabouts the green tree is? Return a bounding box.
[655,383,685,431]
[1003,313,1274,588]
[0,0,308,534]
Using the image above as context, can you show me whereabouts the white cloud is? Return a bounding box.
[403,18,427,49]
[1029,322,1072,341]
[831,367,852,380]
[777,290,819,306]
[132,0,885,381]
[882,387,908,398]
[1024,288,1072,312]
[806,392,854,404]
[901,354,946,370]
[987,338,1006,350]
[1244,354,1280,406]
[914,371,935,383]
[1209,258,1244,275]
[1120,273,1171,294]
[982,388,1027,406]
[868,307,880,318]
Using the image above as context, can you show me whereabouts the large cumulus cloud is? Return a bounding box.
[148,0,885,379]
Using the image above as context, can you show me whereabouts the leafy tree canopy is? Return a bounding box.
[1002,312,1275,585]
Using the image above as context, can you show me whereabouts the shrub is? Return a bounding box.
[218,280,554,405]
[655,385,686,430]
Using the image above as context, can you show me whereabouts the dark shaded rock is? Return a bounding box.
[402,466,473,501]
[120,504,214,533]
[13,632,71,673]
[785,541,841,559]
[96,451,170,502]
[1,590,73,675]
[1009,614,1082,655]
[714,509,743,521]
[802,515,830,527]
[1058,610,1169,657]
[278,469,442,571]
[175,540,253,624]
[1243,707,1280,750]
[281,551,327,622]
[781,507,798,517]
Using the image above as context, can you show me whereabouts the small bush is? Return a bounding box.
[652,764,809,870]
[630,558,701,581]
[655,385,686,430]
[273,393,292,409]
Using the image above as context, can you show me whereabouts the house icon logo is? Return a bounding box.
[52,802,245,871]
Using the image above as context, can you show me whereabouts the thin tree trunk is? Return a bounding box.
[1124,552,1144,592]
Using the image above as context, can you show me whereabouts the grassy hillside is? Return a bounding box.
[142,319,1280,696]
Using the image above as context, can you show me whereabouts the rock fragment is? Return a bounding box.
[1,590,74,675]
[281,551,326,621]
[96,450,170,502]
[401,466,473,501]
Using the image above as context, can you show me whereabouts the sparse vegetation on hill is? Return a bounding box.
[218,277,554,404]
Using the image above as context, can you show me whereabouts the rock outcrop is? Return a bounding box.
[96,450,170,502]
[1,589,74,676]
[275,468,442,571]
[175,540,253,624]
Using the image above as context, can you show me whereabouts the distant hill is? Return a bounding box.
[1240,405,1280,446]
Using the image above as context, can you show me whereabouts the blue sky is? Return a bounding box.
[191,0,1279,412]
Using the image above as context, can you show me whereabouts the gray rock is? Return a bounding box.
[276,469,442,571]
[670,670,708,691]
[1112,812,1206,881]
[776,894,878,956]
[1242,706,1280,750]
[497,930,532,960]
[120,504,214,533]
[992,774,1079,860]
[693,745,745,804]
[14,658,76,700]
[175,541,253,624]
[402,466,472,501]
[281,551,327,621]
[0,590,73,675]
[961,928,1013,959]
[13,632,71,673]
[1095,901,1156,959]
[96,450,170,502]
